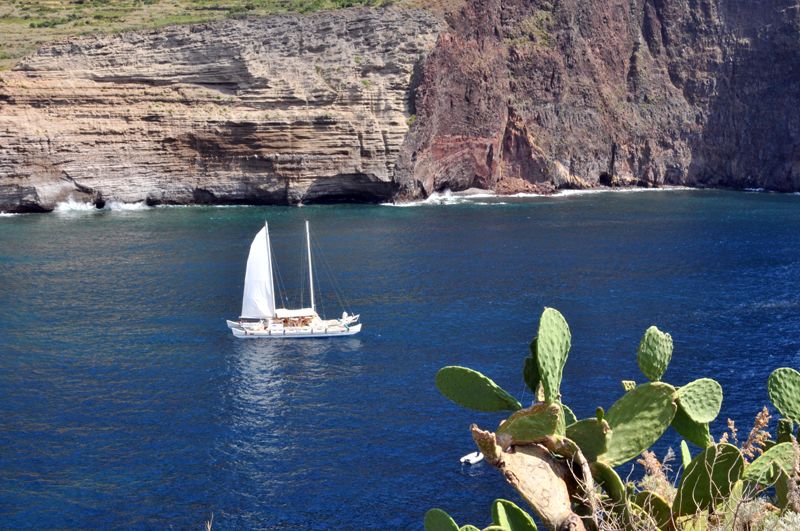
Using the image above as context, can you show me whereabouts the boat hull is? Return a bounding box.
[230,323,362,339]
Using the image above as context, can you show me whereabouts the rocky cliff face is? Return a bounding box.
[0,8,441,212]
[396,0,800,197]
[2,1,799,212]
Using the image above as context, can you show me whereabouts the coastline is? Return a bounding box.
[5,185,800,217]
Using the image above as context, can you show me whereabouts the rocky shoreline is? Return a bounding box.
[2,1,799,213]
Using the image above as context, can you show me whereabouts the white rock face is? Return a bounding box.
[0,8,442,211]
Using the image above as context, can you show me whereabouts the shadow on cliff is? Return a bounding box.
[688,1,800,192]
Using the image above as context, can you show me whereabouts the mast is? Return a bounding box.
[265,221,276,312]
[306,220,315,311]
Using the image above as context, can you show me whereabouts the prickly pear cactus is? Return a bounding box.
[497,403,561,445]
[600,382,677,467]
[673,443,744,516]
[590,461,626,505]
[523,339,540,395]
[680,440,692,469]
[562,403,578,426]
[637,326,673,381]
[743,441,796,484]
[424,508,459,531]
[491,499,538,531]
[535,308,571,403]
[633,491,672,531]
[768,367,800,423]
[566,418,612,461]
[671,403,713,448]
[777,418,795,443]
[677,378,723,423]
[436,366,521,412]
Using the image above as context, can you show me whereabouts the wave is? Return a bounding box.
[382,186,698,207]
[54,197,99,212]
[105,201,149,211]
[55,196,151,212]
[0,212,19,217]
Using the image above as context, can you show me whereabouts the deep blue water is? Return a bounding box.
[1,190,800,529]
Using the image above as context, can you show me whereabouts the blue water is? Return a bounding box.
[1,190,800,529]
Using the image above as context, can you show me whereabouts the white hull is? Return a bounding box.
[230,323,361,339]
[228,221,361,339]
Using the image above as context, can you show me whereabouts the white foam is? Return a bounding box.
[0,212,18,217]
[54,197,98,212]
[383,186,699,206]
[554,186,696,197]
[105,201,149,211]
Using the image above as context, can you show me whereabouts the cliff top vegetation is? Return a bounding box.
[0,0,407,70]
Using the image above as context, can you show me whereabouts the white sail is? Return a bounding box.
[240,224,276,319]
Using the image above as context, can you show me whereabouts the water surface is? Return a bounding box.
[1,190,799,528]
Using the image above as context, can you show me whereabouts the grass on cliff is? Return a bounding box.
[0,0,400,70]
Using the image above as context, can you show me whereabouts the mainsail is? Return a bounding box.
[240,224,276,319]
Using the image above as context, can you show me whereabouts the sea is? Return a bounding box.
[1,189,799,529]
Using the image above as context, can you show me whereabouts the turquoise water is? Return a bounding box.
[1,190,799,528]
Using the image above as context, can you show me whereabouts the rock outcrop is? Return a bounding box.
[2,1,800,212]
[396,0,800,197]
[0,8,441,212]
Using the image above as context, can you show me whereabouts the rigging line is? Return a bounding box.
[271,240,289,308]
[299,229,306,309]
[310,230,350,313]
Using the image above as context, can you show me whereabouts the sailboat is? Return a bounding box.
[226,221,361,338]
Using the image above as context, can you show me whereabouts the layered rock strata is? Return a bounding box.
[2,1,800,212]
[396,0,800,197]
[0,8,441,211]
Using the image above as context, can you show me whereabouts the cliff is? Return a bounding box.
[0,8,441,211]
[396,0,800,197]
[1,1,800,212]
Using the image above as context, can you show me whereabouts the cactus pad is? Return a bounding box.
[776,418,795,443]
[436,366,521,412]
[673,443,744,516]
[676,378,723,423]
[497,403,561,444]
[562,403,578,426]
[633,491,672,531]
[600,382,677,467]
[680,440,692,469]
[671,402,713,448]
[535,308,571,403]
[566,418,612,461]
[743,441,795,484]
[637,326,673,381]
[424,509,459,531]
[491,499,538,531]
[768,367,800,423]
[523,339,540,395]
[590,461,626,504]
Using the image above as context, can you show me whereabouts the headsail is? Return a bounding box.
[240,224,276,319]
